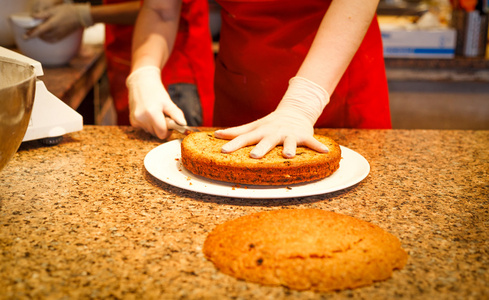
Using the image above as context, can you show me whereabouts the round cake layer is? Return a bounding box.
[180,132,341,185]
[203,209,408,292]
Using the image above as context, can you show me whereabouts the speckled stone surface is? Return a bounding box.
[1,126,488,299]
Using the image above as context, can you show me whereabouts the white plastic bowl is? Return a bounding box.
[9,12,83,67]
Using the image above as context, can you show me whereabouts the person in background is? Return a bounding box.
[127,0,391,159]
[27,0,215,127]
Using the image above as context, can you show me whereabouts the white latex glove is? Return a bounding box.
[30,0,64,13]
[214,77,330,159]
[126,66,187,139]
[27,3,93,42]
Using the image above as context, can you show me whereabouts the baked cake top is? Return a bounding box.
[203,209,408,291]
[181,131,341,166]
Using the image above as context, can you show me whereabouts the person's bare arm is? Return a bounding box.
[297,0,379,92]
[131,0,182,71]
[90,1,141,25]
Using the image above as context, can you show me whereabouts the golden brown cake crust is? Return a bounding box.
[180,132,341,185]
[203,209,408,292]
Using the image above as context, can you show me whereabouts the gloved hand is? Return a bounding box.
[214,76,330,159]
[26,3,93,42]
[126,66,187,139]
[30,0,64,14]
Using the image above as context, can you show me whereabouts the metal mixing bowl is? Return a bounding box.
[0,56,36,172]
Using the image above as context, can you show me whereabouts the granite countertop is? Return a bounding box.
[1,126,488,299]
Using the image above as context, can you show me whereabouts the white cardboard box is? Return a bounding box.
[380,27,457,59]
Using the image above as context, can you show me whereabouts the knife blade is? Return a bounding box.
[165,117,200,135]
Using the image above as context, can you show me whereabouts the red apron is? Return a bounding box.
[213,0,391,129]
[104,0,215,126]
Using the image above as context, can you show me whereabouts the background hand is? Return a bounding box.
[27,3,93,42]
[214,77,330,158]
[126,66,187,139]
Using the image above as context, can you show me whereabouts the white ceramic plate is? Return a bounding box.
[144,140,370,199]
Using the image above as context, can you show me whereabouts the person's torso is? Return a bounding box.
[213,0,390,128]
